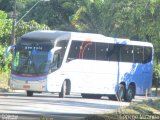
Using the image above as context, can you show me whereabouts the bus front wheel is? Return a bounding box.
[59,81,67,98]
[26,91,33,97]
[124,85,135,102]
[117,84,125,101]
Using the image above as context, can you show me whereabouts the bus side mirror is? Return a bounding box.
[6,45,15,58]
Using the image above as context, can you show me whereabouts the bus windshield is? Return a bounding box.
[12,49,50,75]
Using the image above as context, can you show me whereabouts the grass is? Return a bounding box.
[85,99,160,120]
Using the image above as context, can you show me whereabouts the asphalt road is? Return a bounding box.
[0,92,135,120]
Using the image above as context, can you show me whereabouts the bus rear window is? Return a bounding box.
[143,47,152,63]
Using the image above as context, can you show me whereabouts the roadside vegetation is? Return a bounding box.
[0,72,10,92]
[85,98,160,120]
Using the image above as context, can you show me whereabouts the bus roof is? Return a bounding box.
[21,30,153,47]
[21,30,71,41]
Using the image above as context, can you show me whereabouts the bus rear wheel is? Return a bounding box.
[124,85,135,102]
[26,91,33,97]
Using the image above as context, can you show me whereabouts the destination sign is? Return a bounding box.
[17,39,54,51]
[16,44,52,51]
[24,46,43,50]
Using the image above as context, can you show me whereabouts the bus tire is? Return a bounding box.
[117,84,125,101]
[66,80,71,95]
[59,81,67,98]
[124,85,135,102]
[26,91,33,97]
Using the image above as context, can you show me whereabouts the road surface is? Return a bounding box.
[0,91,141,120]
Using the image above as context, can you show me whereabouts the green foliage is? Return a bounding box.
[15,20,50,39]
[0,10,50,73]
[71,0,160,62]
[20,0,78,30]
[71,0,105,33]
[0,10,12,45]
[0,0,13,12]
[0,10,7,37]
[0,45,12,72]
[0,10,12,73]
[153,64,160,87]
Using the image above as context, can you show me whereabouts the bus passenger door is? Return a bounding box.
[64,40,84,92]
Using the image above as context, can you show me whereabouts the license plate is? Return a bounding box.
[23,85,30,89]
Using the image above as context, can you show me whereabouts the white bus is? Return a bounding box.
[7,30,153,102]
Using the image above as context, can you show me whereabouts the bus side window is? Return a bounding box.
[56,40,68,58]
[96,42,109,61]
[82,42,95,60]
[134,46,143,63]
[143,47,152,64]
[120,45,133,62]
[108,44,120,62]
[67,41,81,61]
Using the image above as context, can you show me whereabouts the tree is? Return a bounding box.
[71,0,160,62]
[15,20,50,39]
[0,10,12,72]
[71,0,105,33]
[0,0,32,18]
[0,9,50,72]
[19,0,79,30]
[0,0,13,13]
[0,45,12,72]
[0,10,12,45]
